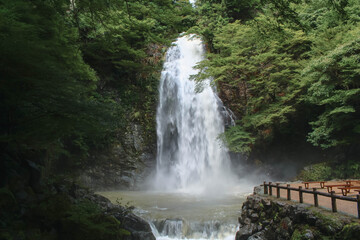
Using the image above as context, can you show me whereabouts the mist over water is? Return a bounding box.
[153,35,238,196]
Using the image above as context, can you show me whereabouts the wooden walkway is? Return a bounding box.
[262,181,360,218]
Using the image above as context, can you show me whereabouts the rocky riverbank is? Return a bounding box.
[236,194,360,240]
[0,180,155,240]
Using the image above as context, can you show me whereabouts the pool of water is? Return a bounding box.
[98,190,249,240]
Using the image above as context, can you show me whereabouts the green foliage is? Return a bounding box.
[61,200,130,240]
[298,159,360,181]
[290,229,302,240]
[189,0,229,50]
[297,162,332,181]
[219,124,255,153]
[193,15,303,151]
[0,0,119,168]
[303,36,360,148]
[0,0,194,174]
[193,0,360,161]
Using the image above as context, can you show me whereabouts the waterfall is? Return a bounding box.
[154,35,237,195]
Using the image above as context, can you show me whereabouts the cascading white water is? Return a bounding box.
[154,34,237,195]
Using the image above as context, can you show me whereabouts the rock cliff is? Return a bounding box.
[78,123,156,190]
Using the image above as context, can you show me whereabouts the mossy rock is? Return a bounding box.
[337,223,360,240]
[59,200,130,240]
[290,225,322,240]
[312,211,344,235]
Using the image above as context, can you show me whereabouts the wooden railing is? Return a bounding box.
[262,181,360,219]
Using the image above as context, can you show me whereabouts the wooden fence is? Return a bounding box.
[262,181,360,219]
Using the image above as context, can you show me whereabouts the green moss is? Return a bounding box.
[291,225,326,240]
[259,202,264,209]
[312,211,342,230]
[291,229,302,240]
[337,223,360,240]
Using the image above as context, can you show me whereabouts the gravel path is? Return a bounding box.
[269,181,359,218]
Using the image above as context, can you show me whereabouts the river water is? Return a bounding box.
[98,190,249,240]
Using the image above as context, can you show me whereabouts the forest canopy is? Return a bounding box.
[1,0,359,180]
[0,0,195,178]
[191,0,360,176]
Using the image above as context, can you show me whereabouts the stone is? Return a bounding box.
[236,223,257,240]
[279,217,293,233]
[253,186,262,195]
[119,212,155,240]
[261,198,271,208]
[250,213,259,222]
[306,214,318,226]
[244,217,252,225]
[262,220,271,227]
[304,229,314,239]
[248,230,266,240]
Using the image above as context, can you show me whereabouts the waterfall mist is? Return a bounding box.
[152,35,241,196]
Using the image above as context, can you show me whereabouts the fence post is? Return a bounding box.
[357,195,360,219]
[269,182,272,196]
[287,184,291,200]
[331,191,337,212]
[276,183,280,198]
[264,181,268,194]
[299,186,303,203]
[313,188,318,207]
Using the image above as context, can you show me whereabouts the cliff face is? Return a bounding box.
[77,123,156,190]
[237,194,360,240]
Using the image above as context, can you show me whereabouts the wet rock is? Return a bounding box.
[120,212,155,240]
[65,182,155,240]
[236,223,257,240]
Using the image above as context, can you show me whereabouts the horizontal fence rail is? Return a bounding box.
[262,181,360,219]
